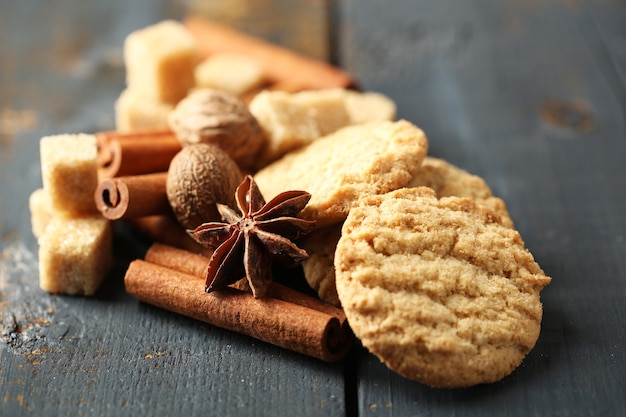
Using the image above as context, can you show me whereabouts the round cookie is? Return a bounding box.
[334,187,551,388]
[302,157,515,307]
[407,156,514,228]
[301,224,343,306]
[254,120,428,228]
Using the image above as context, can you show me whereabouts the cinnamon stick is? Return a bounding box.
[145,242,347,322]
[127,214,212,256]
[124,259,353,362]
[184,16,357,92]
[96,129,181,178]
[145,241,210,278]
[94,172,171,220]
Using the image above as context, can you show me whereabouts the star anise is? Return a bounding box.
[189,175,316,298]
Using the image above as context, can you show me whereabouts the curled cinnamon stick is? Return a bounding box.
[184,16,357,92]
[96,130,181,178]
[124,259,353,362]
[94,172,171,220]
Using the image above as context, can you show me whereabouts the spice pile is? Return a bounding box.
[29,18,551,388]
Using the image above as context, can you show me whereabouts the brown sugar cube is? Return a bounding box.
[124,20,197,104]
[40,134,98,215]
[114,88,173,132]
[29,188,53,239]
[38,216,113,295]
[194,52,265,96]
[248,89,351,167]
[343,90,396,124]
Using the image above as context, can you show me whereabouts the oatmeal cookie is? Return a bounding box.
[254,120,428,228]
[407,156,514,228]
[302,156,515,306]
[334,187,551,388]
[301,224,343,306]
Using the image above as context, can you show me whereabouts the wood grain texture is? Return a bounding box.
[337,0,626,415]
[186,0,330,61]
[0,1,347,416]
[2,0,626,416]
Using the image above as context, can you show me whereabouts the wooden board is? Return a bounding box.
[337,0,626,415]
[0,1,346,416]
[2,0,626,416]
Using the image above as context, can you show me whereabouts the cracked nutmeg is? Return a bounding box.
[189,175,316,298]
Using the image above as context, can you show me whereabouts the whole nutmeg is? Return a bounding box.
[166,143,243,230]
[168,88,266,170]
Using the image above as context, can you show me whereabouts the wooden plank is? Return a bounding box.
[4,1,625,416]
[584,0,626,83]
[0,2,347,416]
[337,0,626,415]
[186,0,330,61]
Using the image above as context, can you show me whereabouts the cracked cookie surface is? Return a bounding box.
[302,156,514,307]
[301,224,343,306]
[407,156,514,228]
[254,120,428,228]
[334,187,551,388]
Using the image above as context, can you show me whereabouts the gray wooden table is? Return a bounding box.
[1,1,625,416]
